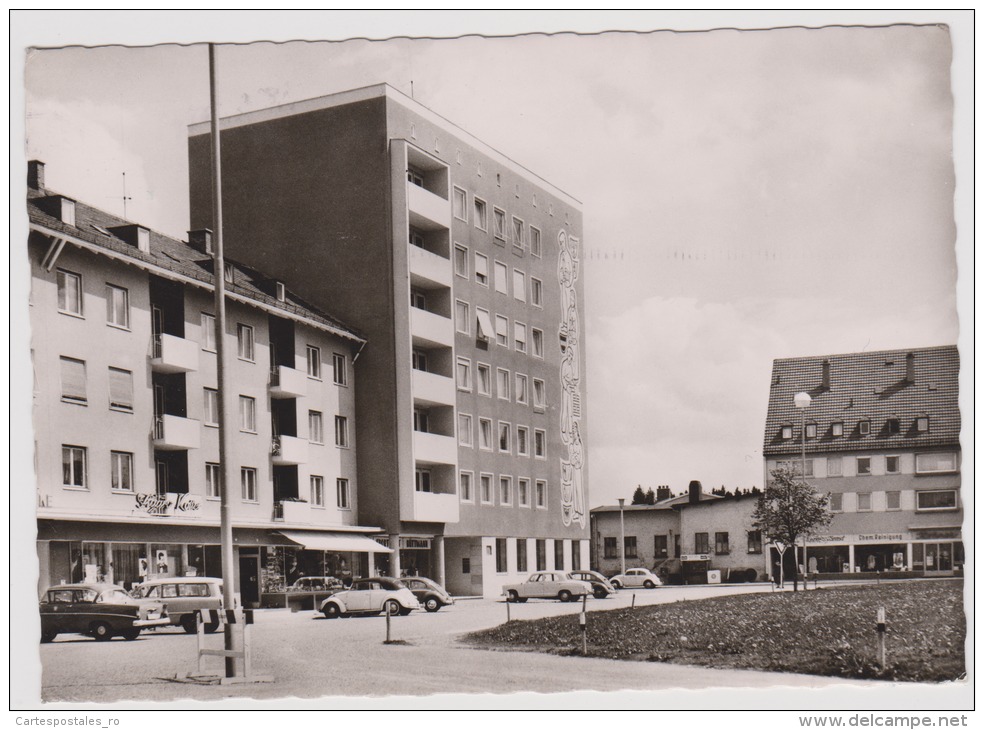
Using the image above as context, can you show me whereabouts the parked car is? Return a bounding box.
[502,571,593,603]
[131,577,224,633]
[399,576,454,612]
[610,568,662,589]
[569,570,617,599]
[286,576,345,611]
[320,577,420,618]
[40,583,169,642]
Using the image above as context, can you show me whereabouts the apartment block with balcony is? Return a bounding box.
[188,84,589,596]
[28,162,392,607]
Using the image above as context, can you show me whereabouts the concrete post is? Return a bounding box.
[434,535,446,586]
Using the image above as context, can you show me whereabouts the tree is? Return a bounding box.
[631,485,647,505]
[752,463,832,592]
[644,487,656,505]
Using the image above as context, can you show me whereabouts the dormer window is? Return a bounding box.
[887,417,901,435]
[781,425,793,440]
[223,263,235,284]
[832,421,844,437]
[916,416,930,433]
[805,422,817,439]
[60,198,76,226]
[859,419,871,436]
[275,282,286,302]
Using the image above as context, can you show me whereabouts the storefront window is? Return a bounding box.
[112,543,144,590]
[151,544,183,577]
[81,543,108,583]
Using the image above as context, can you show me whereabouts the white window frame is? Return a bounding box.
[110,451,134,492]
[781,425,793,440]
[306,345,322,380]
[456,357,472,391]
[516,373,529,405]
[532,328,544,359]
[474,197,488,231]
[204,388,219,427]
[458,412,473,447]
[475,252,489,286]
[496,367,511,401]
[498,421,512,454]
[826,456,842,477]
[535,480,547,509]
[915,489,958,511]
[515,322,527,353]
[477,362,492,397]
[518,478,531,508]
[512,216,526,251]
[499,475,513,506]
[335,415,350,448]
[530,277,543,308]
[829,492,843,512]
[534,429,546,459]
[480,473,494,505]
[201,313,216,352]
[805,422,817,440]
[310,475,325,508]
[454,244,469,278]
[239,395,257,433]
[495,315,509,347]
[533,378,546,409]
[517,425,530,457]
[832,421,844,437]
[916,416,930,433]
[205,462,221,499]
[885,455,900,474]
[530,226,542,257]
[57,269,83,317]
[455,300,470,335]
[857,492,872,511]
[106,284,130,329]
[60,357,87,405]
[336,478,351,509]
[859,419,871,436]
[856,456,872,476]
[241,467,258,502]
[453,186,468,222]
[493,207,506,240]
[237,324,255,362]
[478,418,493,451]
[107,367,133,412]
[513,269,526,302]
[886,490,901,510]
[309,410,324,444]
[494,260,509,295]
[915,452,958,474]
[459,470,474,503]
[332,353,348,386]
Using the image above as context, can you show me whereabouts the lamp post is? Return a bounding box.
[617,498,626,577]
[794,391,812,589]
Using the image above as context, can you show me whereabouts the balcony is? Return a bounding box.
[273,500,311,524]
[412,369,456,408]
[153,415,201,451]
[412,491,460,524]
[408,246,452,289]
[270,366,307,399]
[151,334,199,374]
[410,307,454,349]
[272,435,309,465]
[408,183,451,231]
[413,431,457,466]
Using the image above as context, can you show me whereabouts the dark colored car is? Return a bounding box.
[569,570,617,599]
[40,583,169,642]
[400,576,454,612]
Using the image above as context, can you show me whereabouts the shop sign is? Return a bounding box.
[857,533,905,542]
[399,537,431,550]
[913,529,961,540]
[134,492,201,516]
[807,532,910,545]
[374,537,391,549]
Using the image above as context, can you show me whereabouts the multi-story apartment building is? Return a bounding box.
[28,161,392,607]
[763,346,962,578]
[187,84,589,597]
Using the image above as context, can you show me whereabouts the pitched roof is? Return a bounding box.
[591,492,721,513]
[763,346,960,457]
[27,186,365,344]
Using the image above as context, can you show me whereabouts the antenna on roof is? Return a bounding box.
[121,172,133,220]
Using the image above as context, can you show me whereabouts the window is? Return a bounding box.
[781,425,793,440]
[58,357,88,405]
[474,197,488,231]
[887,418,901,435]
[306,346,321,379]
[336,478,351,509]
[916,416,930,433]
[412,349,428,372]
[106,285,129,328]
[57,270,83,316]
[110,451,133,492]
[456,357,472,391]
[603,537,618,559]
[332,353,347,386]
[715,532,730,555]
[498,422,511,453]
[415,468,431,493]
[477,363,491,396]
[239,396,256,432]
[747,530,763,554]
[885,455,900,474]
[654,535,668,558]
[830,493,843,512]
[462,558,471,574]
[859,419,871,436]
[516,538,528,571]
[275,282,286,302]
[916,490,957,511]
[479,419,493,451]
[407,167,424,187]
[805,422,817,439]
[534,429,546,458]
[455,300,470,335]
[410,289,427,310]
[515,322,527,353]
[476,308,494,342]
[832,421,844,437]
[518,478,530,507]
[530,226,541,257]
[480,474,493,504]
[857,457,871,476]
[886,491,901,510]
[532,328,544,358]
[496,368,510,400]
[499,476,512,506]
[201,313,216,352]
[309,410,324,444]
[517,426,529,456]
[237,324,254,361]
[107,368,133,412]
[802,459,814,477]
[335,415,349,447]
[459,471,473,502]
[694,533,710,555]
[457,413,473,446]
[62,446,86,488]
[621,536,637,559]
[493,207,506,239]
[516,373,529,405]
[535,480,547,508]
[204,388,219,427]
[512,217,526,250]
[495,539,507,573]
[453,187,467,221]
[533,379,546,409]
[310,476,324,507]
[513,270,526,302]
[857,492,872,511]
[205,463,221,499]
[413,408,429,433]
[530,277,543,307]
[454,245,469,278]
[494,261,508,294]
[495,315,509,347]
[915,452,957,474]
[224,263,235,284]
[827,457,842,477]
[241,468,257,502]
[475,253,489,286]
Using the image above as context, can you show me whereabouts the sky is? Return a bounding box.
[15,11,970,510]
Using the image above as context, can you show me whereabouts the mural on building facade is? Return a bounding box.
[558,229,585,528]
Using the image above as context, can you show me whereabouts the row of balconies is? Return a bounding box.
[152,414,310,466]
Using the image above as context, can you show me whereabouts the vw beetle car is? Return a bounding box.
[569,569,617,598]
[610,567,663,589]
[319,577,419,618]
[131,577,224,633]
[501,571,592,603]
[400,576,454,612]
[40,583,168,642]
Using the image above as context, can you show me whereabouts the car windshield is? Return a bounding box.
[97,589,130,603]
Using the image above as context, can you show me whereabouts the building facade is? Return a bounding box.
[28,162,394,606]
[187,84,590,596]
[763,346,963,578]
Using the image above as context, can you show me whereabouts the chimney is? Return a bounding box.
[28,160,45,191]
[188,229,213,255]
[688,480,702,505]
[821,359,831,389]
[656,485,671,502]
[905,352,915,383]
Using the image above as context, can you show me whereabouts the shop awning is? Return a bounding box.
[277,531,393,554]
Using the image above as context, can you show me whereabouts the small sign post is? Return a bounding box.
[580,594,588,656]
[385,601,393,644]
[876,607,887,669]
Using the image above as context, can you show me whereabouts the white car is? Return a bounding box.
[502,571,593,603]
[610,568,662,589]
[319,577,419,618]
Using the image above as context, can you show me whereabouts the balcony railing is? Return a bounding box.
[150,333,199,373]
[412,491,459,523]
[408,245,452,289]
[272,434,309,465]
[410,307,454,349]
[270,365,307,399]
[413,431,457,466]
[411,369,456,407]
[153,414,201,450]
[407,183,451,231]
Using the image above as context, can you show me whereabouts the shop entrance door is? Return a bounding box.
[924,543,953,576]
[239,555,260,607]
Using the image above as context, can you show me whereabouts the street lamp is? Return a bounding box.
[617,498,626,577]
[794,391,812,588]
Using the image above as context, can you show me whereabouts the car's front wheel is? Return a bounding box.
[122,628,141,641]
[644,580,656,589]
[90,622,113,641]
[593,588,608,599]
[558,590,573,603]
[383,599,401,616]
[322,602,341,619]
[181,615,198,634]
[424,597,441,612]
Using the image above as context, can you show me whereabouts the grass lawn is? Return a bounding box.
[464,580,965,682]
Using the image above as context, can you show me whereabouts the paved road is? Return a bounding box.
[40,583,866,703]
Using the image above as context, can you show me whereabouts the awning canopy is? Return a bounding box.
[278,530,393,554]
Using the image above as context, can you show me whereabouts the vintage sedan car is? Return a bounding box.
[609,567,663,589]
[131,577,224,633]
[40,583,169,642]
[286,576,345,612]
[569,570,617,599]
[502,571,592,603]
[320,577,420,618]
[400,576,454,613]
